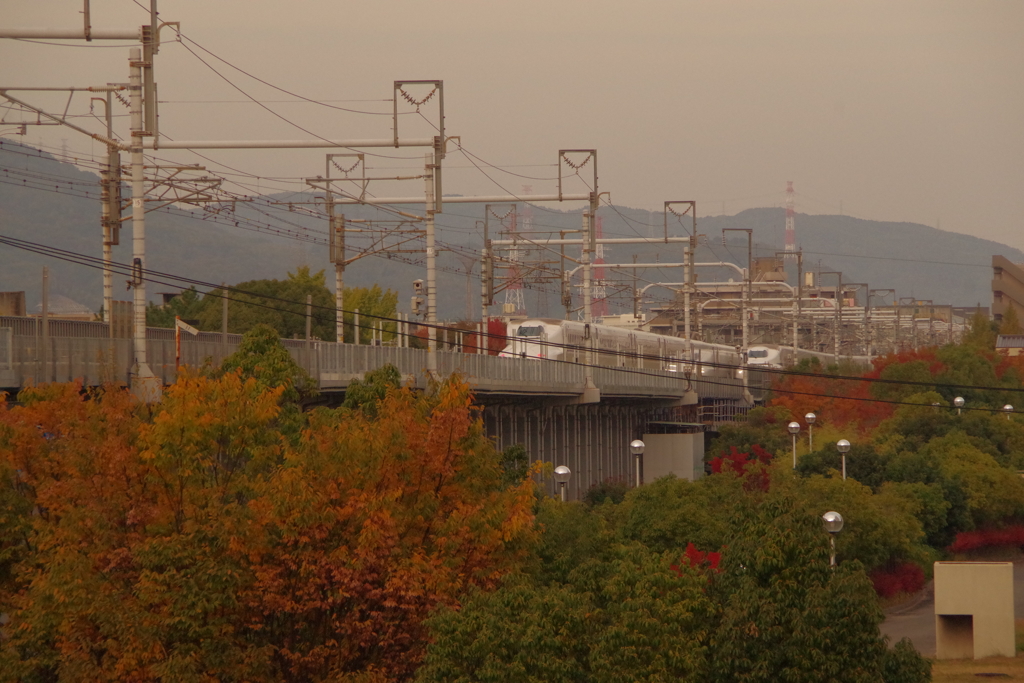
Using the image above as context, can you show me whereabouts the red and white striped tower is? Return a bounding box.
[784,181,796,259]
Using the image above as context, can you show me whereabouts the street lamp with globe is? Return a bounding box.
[630,439,645,488]
[805,412,817,451]
[822,510,844,567]
[837,439,851,481]
[554,465,571,502]
[787,421,800,469]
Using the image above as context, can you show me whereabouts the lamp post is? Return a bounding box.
[837,439,850,481]
[787,421,800,469]
[554,465,571,502]
[630,439,645,488]
[954,396,965,416]
[805,412,816,451]
[822,510,844,567]
[1003,404,1014,421]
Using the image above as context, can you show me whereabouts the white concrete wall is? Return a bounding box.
[641,432,705,483]
[934,561,1015,659]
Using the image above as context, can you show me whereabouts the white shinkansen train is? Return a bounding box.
[746,344,872,369]
[498,318,745,380]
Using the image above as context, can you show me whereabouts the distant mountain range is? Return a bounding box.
[1,138,1018,320]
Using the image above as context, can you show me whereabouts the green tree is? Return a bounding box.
[497,443,530,491]
[797,440,890,490]
[341,363,402,416]
[706,405,791,461]
[196,267,336,340]
[219,324,316,438]
[343,284,399,344]
[773,469,927,570]
[616,471,750,555]
[922,431,1024,529]
[220,323,315,404]
[1000,303,1023,335]
[869,359,936,403]
[417,500,714,683]
[145,286,206,328]
[706,499,929,683]
[962,309,997,350]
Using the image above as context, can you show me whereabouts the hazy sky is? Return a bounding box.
[3,1,1023,252]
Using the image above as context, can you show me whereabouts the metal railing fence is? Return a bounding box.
[0,317,745,401]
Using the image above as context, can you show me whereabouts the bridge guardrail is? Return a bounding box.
[0,318,747,402]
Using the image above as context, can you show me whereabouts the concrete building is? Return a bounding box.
[992,255,1024,325]
[934,561,1015,659]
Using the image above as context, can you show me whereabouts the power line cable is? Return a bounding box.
[2,233,1019,400]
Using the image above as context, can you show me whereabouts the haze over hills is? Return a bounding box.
[1,138,1018,322]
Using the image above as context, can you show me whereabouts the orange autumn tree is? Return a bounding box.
[0,371,535,683]
[770,350,945,433]
[769,369,890,433]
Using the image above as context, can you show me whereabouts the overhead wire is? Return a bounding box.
[1,233,1020,404]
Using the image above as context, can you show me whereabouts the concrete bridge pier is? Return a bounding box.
[481,399,702,501]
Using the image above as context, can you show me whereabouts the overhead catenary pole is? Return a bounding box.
[41,266,49,383]
[481,219,490,354]
[128,46,160,400]
[221,281,228,357]
[778,248,803,349]
[664,202,697,339]
[96,90,118,324]
[723,227,753,350]
[558,149,600,402]
[820,271,843,364]
[325,157,343,343]
[425,151,438,375]
[835,273,843,363]
[796,249,803,350]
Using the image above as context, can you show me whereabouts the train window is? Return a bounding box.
[517,326,543,337]
[748,349,768,358]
